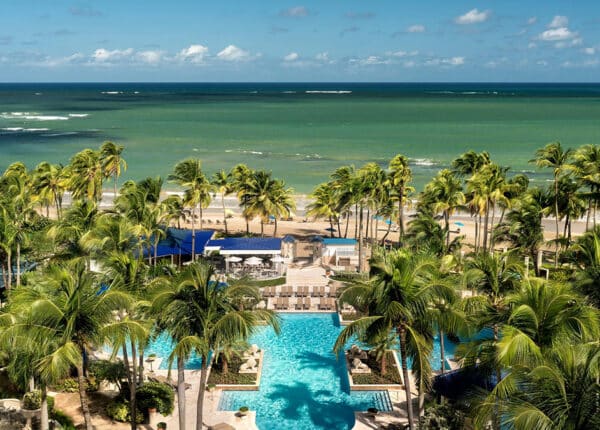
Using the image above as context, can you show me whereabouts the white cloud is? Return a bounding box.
[537,27,577,42]
[455,9,490,25]
[315,52,329,61]
[217,45,250,61]
[349,55,390,66]
[527,16,537,25]
[548,15,568,28]
[584,47,596,55]
[425,56,465,66]
[283,52,299,62]
[280,6,309,17]
[92,48,134,63]
[177,45,209,63]
[386,50,419,58]
[555,38,582,49]
[407,24,425,33]
[137,50,163,65]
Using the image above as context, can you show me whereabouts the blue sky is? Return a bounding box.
[1,1,599,82]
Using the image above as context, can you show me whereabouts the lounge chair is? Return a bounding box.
[329,284,339,297]
[303,296,311,310]
[328,297,337,311]
[295,298,303,310]
[311,286,320,297]
[318,286,326,297]
[239,357,258,373]
[281,297,290,310]
[318,299,329,311]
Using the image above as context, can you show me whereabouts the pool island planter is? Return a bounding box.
[207,350,265,391]
[347,350,405,391]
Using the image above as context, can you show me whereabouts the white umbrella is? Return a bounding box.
[225,256,242,262]
[245,256,263,265]
[270,256,286,263]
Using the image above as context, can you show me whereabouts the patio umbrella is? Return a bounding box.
[454,221,465,227]
[245,256,263,265]
[225,256,242,262]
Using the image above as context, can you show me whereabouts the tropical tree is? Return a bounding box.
[68,148,104,203]
[230,163,254,234]
[151,261,280,430]
[31,161,68,218]
[571,144,600,230]
[100,141,127,199]
[168,159,213,259]
[334,249,454,429]
[212,169,233,234]
[531,142,573,265]
[307,183,340,237]
[389,154,413,241]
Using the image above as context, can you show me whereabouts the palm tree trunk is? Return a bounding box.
[586,199,592,231]
[483,202,490,253]
[554,177,560,268]
[365,208,370,242]
[329,217,334,238]
[177,355,186,430]
[439,329,445,374]
[154,240,159,267]
[191,207,196,260]
[489,203,496,251]
[130,339,138,430]
[222,356,229,374]
[398,326,415,430]
[474,218,479,253]
[358,204,364,272]
[493,323,502,430]
[274,218,278,237]
[344,211,350,238]
[260,220,264,237]
[381,351,387,375]
[399,185,405,242]
[76,362,93,430]
[381,221,392,245]
[40,383,49,430]
[222,194,228,234]
[337,217,342,238]
[196,356,210,430]
[6,249,11,289]
[354,204,358,239]
[138,349,144,384]
[16,242,20,287]
[245,216,250,234]
[200,206,204,231]
[122,344,131,387]
[114,173,118,201]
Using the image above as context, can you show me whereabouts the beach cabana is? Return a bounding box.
[204,237,283,276]
[142,228,215,262]
[314,237,359,269]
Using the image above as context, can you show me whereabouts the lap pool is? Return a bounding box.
[218,313,391,430]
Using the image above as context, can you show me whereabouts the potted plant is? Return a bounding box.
[157,422,167,430]
[238,406,249,417]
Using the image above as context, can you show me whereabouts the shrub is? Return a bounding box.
[106,401,144,424]
[418,403,465,430]
[56,378,79,393]
[88,359,126,390]
[136,381,175,415]
[51,408,76,430]
[22,391,54,411]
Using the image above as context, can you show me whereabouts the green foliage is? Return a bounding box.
[329,271,368,282]
[88,359,126,389]
[55,378,79,393]
[51,408,76,430]
[106,401,144,423]
[22,391,54,411]
[418,403,466,430]
[136,381,175,415]
[207,355,257,385]
[351,352,402,385]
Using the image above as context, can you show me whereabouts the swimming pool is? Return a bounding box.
[218,313,392,430]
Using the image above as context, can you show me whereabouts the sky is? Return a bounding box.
[1,1,599,82]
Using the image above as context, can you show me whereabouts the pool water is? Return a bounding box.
[218,313,392,430]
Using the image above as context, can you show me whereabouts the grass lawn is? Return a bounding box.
[207,355,258,385]
[351,351,403,385]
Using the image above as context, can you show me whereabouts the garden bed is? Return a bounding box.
[349,351,403,389]
[207,354,263,390]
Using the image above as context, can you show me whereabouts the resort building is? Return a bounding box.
[314,237,359,270]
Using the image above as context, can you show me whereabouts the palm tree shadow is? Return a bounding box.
[267,381,355,429]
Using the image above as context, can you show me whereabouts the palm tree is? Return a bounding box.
[230,163,254,234]
[31,162,68,219]
[68,148,104,203]
[388,154,413,241]
[48,200,99,262]
[151,261,280,430]
[168,159,213,259]
[212,170,233,234]
[5,260,135,430]
[100,141,127,200]
[571,144,600,230]
[570,227,600,307]
[334,249,454,429]
[531,142,573,266]
[307,183,340,237]
[451,150,491,178]
[421,169,465,249]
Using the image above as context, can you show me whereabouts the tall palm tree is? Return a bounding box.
[100,141,127,200]
[389,154,413,241]
[571,144,600,230]
[68,148,104,203]
[570,227,600,307]
[451,150,491,178]
[531,142,573,266]
[230,163,254,234]
[5,260,135,430]
[168,159,213,259]
[334,249,454,429]
[31,162,68,219]
[307,183,340,237]
[151,261,280,430]
[48,200,99,262]
[211,169,233,234]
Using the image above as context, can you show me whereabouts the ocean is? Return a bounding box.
[1,82,600,193]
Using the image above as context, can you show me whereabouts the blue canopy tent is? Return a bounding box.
[142,228,214,261]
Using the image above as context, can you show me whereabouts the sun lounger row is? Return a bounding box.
[318,297,336,311]
[273,297,290,310]
[262,285,339,298]
[294,297,312,310]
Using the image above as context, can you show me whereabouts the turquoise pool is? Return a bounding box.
[218,313,392,430]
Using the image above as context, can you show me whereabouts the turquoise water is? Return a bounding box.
[217,313,392,430]
[2,83,600,192]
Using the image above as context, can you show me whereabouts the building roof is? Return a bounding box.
[322,238,357,246]
[205,237,282,255]
[282,234,297,243]
[144,228,214,258]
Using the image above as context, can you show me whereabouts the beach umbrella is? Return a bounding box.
[454,221,465,227]
[385,219,392,225]
[245,256,263,265]
[225,256,242,262]
[324,227,336,232]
